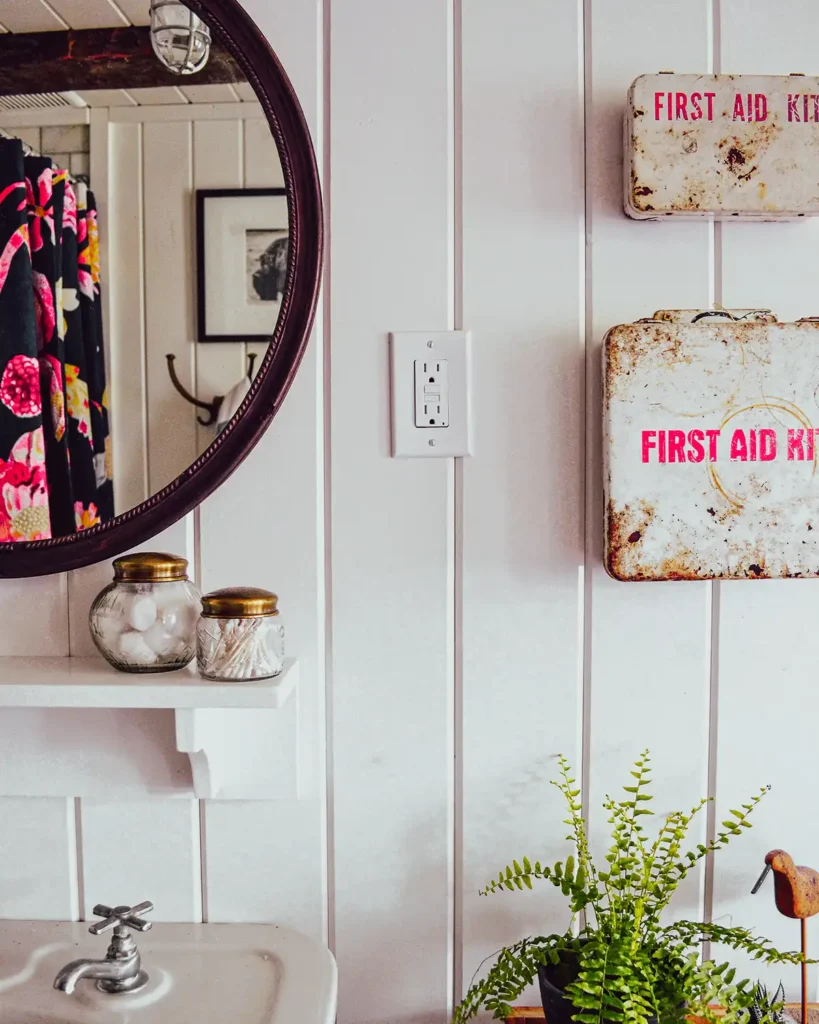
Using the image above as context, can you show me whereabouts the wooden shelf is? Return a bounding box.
[0,656,298,709]
[0,657,300,800]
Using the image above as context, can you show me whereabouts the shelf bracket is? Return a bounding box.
[175,708,226,799]
[0,657,300,801]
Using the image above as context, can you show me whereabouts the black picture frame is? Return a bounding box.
[196,187,289,343]
[0,0,323,578]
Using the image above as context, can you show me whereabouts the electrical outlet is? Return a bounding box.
[390,331,471,458]
[414,359,449,427]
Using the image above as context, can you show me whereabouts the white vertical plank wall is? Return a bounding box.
[106,122,148,514]
[192,120,244,457]
[330,1,455,1020]
[2,0,819,1019]
[244,117,284,370]
[711,0,819,999]
[585,0,714,925]
[459,0,585,1008]
[80,799,201,923]
[0,797,77,920]
[200,0,326,938]
[143,120,197,497]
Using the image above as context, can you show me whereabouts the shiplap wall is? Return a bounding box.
[1,1,818,1022]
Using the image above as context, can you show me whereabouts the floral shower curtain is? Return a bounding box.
[0,137,113,542]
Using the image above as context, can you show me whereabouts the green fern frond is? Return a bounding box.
[453,753,802,1024]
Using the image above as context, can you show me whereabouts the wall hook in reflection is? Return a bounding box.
[165,353,257,428]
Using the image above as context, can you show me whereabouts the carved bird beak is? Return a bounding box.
[751,863,772,894]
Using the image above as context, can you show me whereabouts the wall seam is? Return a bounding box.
[74,797,85,920]
[321,0,336,957]
[451,0,464,1008]
[580,0,593,853]
[138,122,150,496]
[703,0,722,955]
[199,800,209,922]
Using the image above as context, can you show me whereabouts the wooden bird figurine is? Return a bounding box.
[752,849,819,1024]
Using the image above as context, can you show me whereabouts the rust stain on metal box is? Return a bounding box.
[604,311,819,581]
[625,74,819,219]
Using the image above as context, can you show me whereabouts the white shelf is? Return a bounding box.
[0,656,298,709]
[0,657,300,800]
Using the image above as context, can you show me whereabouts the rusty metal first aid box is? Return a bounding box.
[625,74,819,219]
[603,310,819,581]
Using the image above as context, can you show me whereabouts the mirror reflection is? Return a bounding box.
[0,0,287,543]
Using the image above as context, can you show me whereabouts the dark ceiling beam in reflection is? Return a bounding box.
[0,27,246,95]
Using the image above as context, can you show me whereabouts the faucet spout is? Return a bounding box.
[53,952,144,995]
[53,901,153,996]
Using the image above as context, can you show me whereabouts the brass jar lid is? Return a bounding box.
[201,587,279,618]
[113,552,189,582]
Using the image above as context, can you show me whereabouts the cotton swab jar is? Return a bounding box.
[196,587,284,682]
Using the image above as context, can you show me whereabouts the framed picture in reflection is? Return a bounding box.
[196,188,289,342]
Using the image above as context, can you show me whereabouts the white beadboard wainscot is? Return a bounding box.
[0,1,817,1021]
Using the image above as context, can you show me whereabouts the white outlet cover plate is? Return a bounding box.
[390,330,472,458]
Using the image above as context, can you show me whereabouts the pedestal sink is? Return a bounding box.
[0,920,337,1024]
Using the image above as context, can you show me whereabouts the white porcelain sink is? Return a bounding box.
[0,921,337,1024]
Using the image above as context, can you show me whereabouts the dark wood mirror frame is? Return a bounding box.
[0,0,322,579]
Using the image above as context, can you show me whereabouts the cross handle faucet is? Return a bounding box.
[54,899,155,995]
[89,901,154,936]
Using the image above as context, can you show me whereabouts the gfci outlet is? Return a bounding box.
[390,330,471,457]
[414,359,449,427]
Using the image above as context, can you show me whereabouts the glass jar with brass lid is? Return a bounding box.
[89,553,201,673]
[196,587,284,681]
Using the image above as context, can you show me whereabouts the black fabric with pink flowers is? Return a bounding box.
[0,137,113,542]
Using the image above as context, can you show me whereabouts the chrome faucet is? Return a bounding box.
[54,901,154,995]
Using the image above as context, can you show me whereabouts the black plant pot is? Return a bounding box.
[537,956,659,1024]
[538,955,583,1024]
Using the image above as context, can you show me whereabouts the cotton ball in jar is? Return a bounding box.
[142,621,182,658]
[126,594,157,632]
[118,630,159,666]
[93,611,123,649]
[160,601,199,639]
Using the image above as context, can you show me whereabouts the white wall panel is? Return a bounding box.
[0,708,191,798]
[712,0,819,999]
[204,799,323,930]
[0,797,77,920]
[143,120,197,497]
[244,113,286,369]
[0,574,68,656]
[585,0,714,923]
[459,0,585,1007]
[106,122,148,517]
[192,119,245,457]
[200,0,326,948]
[330,1,454,1020]
[80,798,201,922]
[244,117,284,189]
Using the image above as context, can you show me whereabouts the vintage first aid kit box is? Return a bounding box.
[603,310,819,581]
[625,74,819,218]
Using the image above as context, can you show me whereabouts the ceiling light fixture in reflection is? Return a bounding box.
[149,0,211,76]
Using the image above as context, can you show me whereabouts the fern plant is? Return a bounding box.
[453,752,806,1024]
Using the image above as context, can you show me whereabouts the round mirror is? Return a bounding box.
[0,0,322,577]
